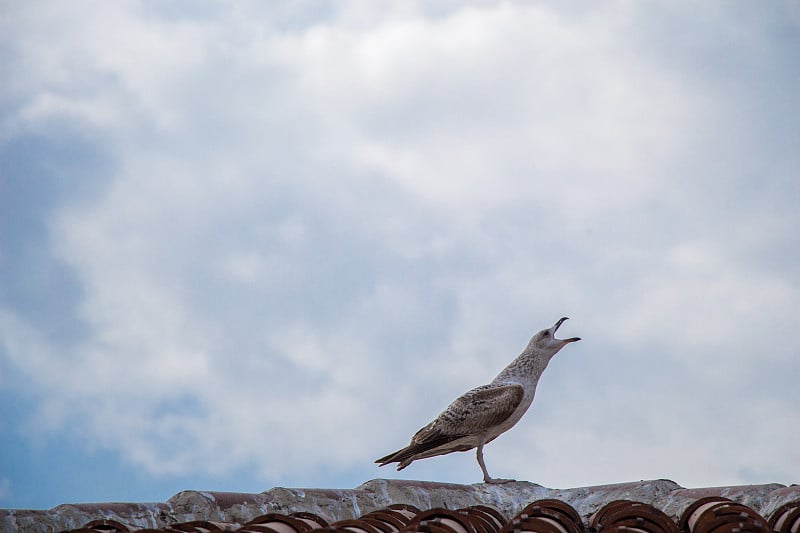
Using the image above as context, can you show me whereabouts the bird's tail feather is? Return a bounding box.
[375,447,416,469]
[375,435,466,470]
[375,449,403,466]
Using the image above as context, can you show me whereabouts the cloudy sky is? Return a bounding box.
[1,0,799,510]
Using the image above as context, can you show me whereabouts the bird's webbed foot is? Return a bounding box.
[483,476,516,484]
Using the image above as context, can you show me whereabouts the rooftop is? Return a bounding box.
[1,479,798,533]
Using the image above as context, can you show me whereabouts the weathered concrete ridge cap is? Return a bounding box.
[167,491,273,521]
[262,487,371,522]
[358,478,552,521]
[169,519,235,532]
[550,479,683,521]
[81,519,132,532]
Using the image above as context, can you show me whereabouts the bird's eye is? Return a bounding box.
[542,331,549,336]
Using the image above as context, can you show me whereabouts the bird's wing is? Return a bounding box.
[412,383,524,444]
[374,383,525,468]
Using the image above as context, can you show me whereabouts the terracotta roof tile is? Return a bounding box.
[589,500,677,533]
[768,501,800,533]
[502,498,582,533]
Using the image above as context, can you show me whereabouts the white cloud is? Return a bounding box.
[1,0,798,494]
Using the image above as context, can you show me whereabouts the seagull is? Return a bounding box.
[375,317,581,484]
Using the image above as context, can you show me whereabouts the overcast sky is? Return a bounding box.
[1,0,799,510]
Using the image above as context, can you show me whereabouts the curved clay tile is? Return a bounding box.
[401,508,479,533]
[678,499,767,533]
[510,499,583,533]
[589,500,677,533]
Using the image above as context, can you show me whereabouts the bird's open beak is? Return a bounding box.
[553,317,581,344]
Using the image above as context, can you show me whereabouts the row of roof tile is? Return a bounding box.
[2,479,798,533]
[58,496,800,533]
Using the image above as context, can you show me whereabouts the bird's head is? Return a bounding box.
[529,317,581,355]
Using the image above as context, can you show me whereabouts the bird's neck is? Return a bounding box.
[491,348,552,386]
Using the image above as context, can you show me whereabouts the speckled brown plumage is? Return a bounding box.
[376,317,581,484]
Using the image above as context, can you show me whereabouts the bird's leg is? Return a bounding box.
[476,441,515,484]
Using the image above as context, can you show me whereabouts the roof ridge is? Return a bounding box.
[2,479,797,533]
